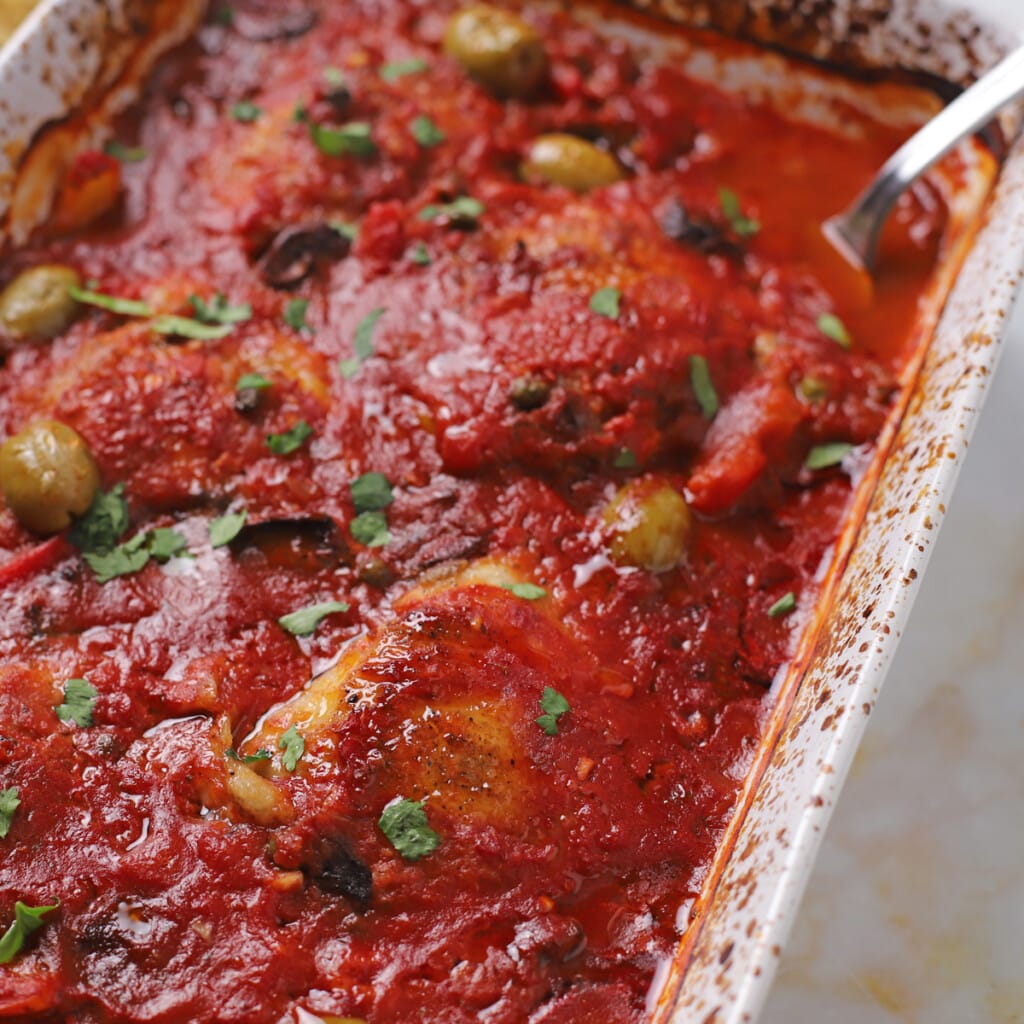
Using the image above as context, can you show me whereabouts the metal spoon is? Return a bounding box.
[825,44,1024,274]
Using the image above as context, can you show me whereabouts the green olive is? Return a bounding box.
[0,420,100,533]
[0,265,81,342]
[602,477,692,573]
[443,4,547,99]
[522,133,624,193]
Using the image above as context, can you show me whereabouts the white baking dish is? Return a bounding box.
[2,3,1023,1023]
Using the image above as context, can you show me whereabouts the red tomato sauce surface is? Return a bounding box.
[0,2,947,1021]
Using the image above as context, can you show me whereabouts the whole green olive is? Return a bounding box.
[602,477,692,573]
[0,265,81,342]
[0,420,100,533]
[443,4,547,99]
[522,133,624,193]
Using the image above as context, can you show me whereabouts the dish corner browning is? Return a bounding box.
[0,2,1020,1023]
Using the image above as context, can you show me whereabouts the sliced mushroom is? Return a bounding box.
[258,223,351,290]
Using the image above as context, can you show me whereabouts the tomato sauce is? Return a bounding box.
[0,2,948,1021]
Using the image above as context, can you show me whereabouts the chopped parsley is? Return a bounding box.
[378,797,440,861]
[278,600,350,637]
[322,66,346,89]
[103,140,147,163]
[68,286,152,318]
[409,241,431,266]
[189,292,252,326]
[410,115,445,148]
[613,448,638,469]
[350,472,393,513]
[689,354,719,419]
[768,592,797,618]
[146,528,188,563]
[380,57,429,81]
[209,509,247,547]
[0,788,20,840]
[226,747,271,764]
[278,726,305,771]
[284,298,312,332]
[330,220,359,243]
[536,686,571,736]
[151,315,233,341]
[266,420,313,455]
[55,678,97,728]
[418,196,484,224]
[236,372,272,392]
[503,582,547,601]
[718,187,760,238]
[309,121,376,158]
[806,441,853,471]
[69,484,130,555]
[230,100,262,123]
[589,287,621,320]
[817,312,853,349]
[340,306,386,378]
[83,532,150,582]
[0,900,60,965]
[349,511,390,548]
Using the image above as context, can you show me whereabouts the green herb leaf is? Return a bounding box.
[816,312,852,349]
[340,306,386,378]
[230,100,262,123]
[0,788,20,840]
[806,441,853,471]
[409,241,431,266]
[147,528,188,563]
[350,472,394,513]
[309,121,376,158]
[349,510,390,548]
[278,725,305,771]
[69,484,129,554]
[236,373,272,391]
[418,196,484,224]
[798,376,828,402]
[104,140,148,163]
[226,746,271,763]
[378,797,440,861]
[189,292,252,326]
[68,286,152,318]
[380,57,429,82]
[55,678,97,728]
[613,448,637,469]
[266,420,313,455]
[322,66,346,89]
[209,509,247,547]
[284,298,311,332]
[718,187,760,238]
[330,221,359,243]
[278,600,350,637]
[589,287,621,320]
[83,529,151,582]
[768,591,797,618]
[689,354,719,419]
[503,582,546,601]
[410,115,445,148]
[536,686,570,736]
[0,900,60,965]
[151,315,233,341]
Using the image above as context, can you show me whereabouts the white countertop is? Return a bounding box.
[762,280,1024,1021]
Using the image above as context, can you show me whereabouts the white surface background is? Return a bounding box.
[762,214,1024,1020]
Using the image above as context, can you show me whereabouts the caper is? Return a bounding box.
[522,133,624,193]
[602,477,692,573]
[357,554,394,589]
[0,420,100,533]
[443,4,547,99]
[509,374,550,410]
[0,265,81,342]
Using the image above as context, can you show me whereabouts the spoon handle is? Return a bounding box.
[827,44,1024,272]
